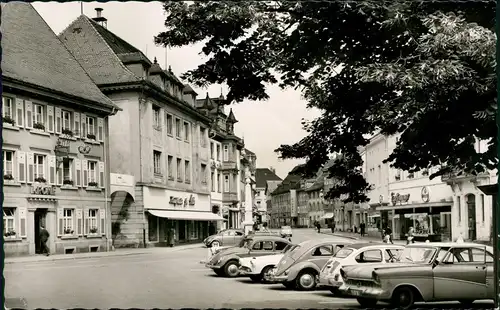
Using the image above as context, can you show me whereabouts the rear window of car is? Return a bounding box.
[334,248,354,259]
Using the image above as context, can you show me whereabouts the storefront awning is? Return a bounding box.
[321,212,334,219]
[377,201,452,211]
[148,210,225,221]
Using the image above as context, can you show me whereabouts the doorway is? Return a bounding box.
[34,209,47,254]
[466,194,477,240]
[178,220,186,241]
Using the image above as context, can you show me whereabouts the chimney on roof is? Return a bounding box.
[93,8,108,28]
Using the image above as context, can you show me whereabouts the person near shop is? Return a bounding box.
[360,222,366,237]
[331,222,335,233]
[406,226,415,244]
[383,226,393,244]
[315,221,321,233]
[40,225,50,256]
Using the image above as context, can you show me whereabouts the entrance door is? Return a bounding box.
[34,209,47,254]
[466,194,477,240]
[178,220,186,241]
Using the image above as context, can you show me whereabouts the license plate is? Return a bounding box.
[351,290,361,296]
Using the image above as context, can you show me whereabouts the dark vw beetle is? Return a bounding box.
[205,235,292,277]
[269,238,352,290]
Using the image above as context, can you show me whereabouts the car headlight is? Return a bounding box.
[284,269,289,275]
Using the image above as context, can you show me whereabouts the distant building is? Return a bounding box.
[2,3,118,256]
[254,168,282,223]
[60,9,225,248]
[269,165,303,228]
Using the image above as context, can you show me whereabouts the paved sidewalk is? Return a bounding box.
[320,231,407,244]
[4,243,204,264]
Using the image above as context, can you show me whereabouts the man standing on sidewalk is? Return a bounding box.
[40,225,50,256]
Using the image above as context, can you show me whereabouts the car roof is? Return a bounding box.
[298,238,353,249]
[346,242,405,250]
[408,242,490,248]
[246,235,289,242]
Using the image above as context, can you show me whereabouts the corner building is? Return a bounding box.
[2,3,117,256]
[60,10,224,247]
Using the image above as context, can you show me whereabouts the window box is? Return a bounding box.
[63,179,74,186]
[62,129,74,137]
[4,173,14,181]
[34,177,47,183]
[64,228,74,235]
[3,116,15,126]
[89,227,98,234]
[60,185,78,191]
[4,230,16,238]
[86,133,96,141]
[88,181,98,187]
[33,122,45,131]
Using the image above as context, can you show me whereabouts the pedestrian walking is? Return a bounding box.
[406,226,415,245]
[316,222,321,233]
[331,222,335,233]
[40,225,50,256]
[384,226,393,244]
[360,222,366,237]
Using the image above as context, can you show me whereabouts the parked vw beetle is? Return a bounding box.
[203,229,245,248]
[268,238,351,290]
[339,242,495,309]
[317,243,404,294]
[205,235,292,277]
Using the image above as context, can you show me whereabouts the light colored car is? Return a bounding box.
[203,229,245,247]
[339,242,495,309]
[205,235,293,277]
[268,238,352,290]
[317,243,404,295]
[280,226,293,240]
[239,243,298,283]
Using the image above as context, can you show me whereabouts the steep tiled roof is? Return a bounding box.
[91,19,143,55]
[183,84,197,95]
[2,3,116,108]
[271,165,304,195]
[256,168,282,188]
[59,15,139,85]
[227,108,238,123]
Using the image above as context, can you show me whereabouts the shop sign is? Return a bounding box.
[391,192,410,206]
[30,183,56,196]
[421,186,430,203]
[169,194,195,207]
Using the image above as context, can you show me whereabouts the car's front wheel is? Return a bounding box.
[224,261,239,278]
[391,286,415,310]
[356,298,378,307]
[295,270,317,291]
[261,266,274,283]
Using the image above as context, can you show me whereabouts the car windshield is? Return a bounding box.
[400,246,437,263]
[334,248,353,259]
[238,238,252,248]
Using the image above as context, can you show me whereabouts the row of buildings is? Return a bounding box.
[2,3,259,256]
[268,134,496,243]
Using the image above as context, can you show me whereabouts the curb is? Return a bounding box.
[320,231,360,240]
[5,244,203,264]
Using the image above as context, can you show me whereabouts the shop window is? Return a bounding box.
[189,220,198,240]
[148,214,158,242]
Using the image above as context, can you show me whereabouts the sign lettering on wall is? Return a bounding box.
[421,186,430,203]
[169,195,195,207]
[30,184,56,196]
[391,192,410,206]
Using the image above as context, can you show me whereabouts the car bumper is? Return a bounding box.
[340,285,387,299]
[205,263,222,270]
[269,274,289,283]
[316,275,342,287]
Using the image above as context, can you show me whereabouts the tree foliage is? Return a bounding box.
[155,1,496,203]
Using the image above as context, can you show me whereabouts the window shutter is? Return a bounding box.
[81,114,87,139]
[15,98,24,128]
[19,207,27,238]
[25,101,33,129]
[97,118,104,142]
[100,209,106,236]
[48,155,56,185]
[82,159,88,187]
[57,208,64,236]
[75,159,82,187]
[98,161,105,188]
[55,107,62,134]
[26,152,34,184]
[84,207,89,236]
[76,209,83,236]
[73,112,81,138]
[47,105,54,133]
[56,161,63,186]
[17,151,26,183]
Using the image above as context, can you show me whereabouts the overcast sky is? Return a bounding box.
[32,1,321,179]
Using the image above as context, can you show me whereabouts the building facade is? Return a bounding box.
[2,3,117,256]
[254,168,282,223]
[269,165,302,228]
[60,11,224,248]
